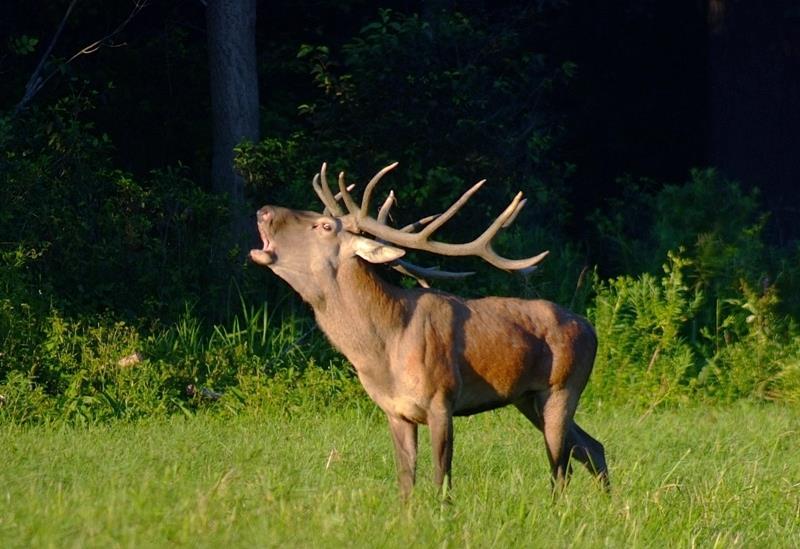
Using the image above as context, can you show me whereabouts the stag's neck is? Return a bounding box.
[313,259,407,363]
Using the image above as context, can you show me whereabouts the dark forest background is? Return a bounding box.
[2,0,800,421]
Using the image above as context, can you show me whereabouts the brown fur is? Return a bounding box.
[251,205,608,496]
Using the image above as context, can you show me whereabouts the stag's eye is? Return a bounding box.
[312,221,334,232]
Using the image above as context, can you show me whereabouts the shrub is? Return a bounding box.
[592,169,766,284]
[585,247,800,408]
[1,96,233,321]
[586,252,703,406]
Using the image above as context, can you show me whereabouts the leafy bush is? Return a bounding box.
[1,95,232,321]
[0,286,365,425]
[0,247,50,374]
[585,249,800,407]
[587,252,703,406]
[592,169,765,281]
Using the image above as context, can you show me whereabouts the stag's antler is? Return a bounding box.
[339,175,474,286]
[312,163,357,216]
[315,163,549,274]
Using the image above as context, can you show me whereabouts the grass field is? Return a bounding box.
[2,402,799,548]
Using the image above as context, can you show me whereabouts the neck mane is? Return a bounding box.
[312,258,408,362]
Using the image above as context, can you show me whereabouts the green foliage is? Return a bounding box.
[0,247,49,371]
[588,252,703,406]
[2,4,799,426]
[1,95,232,320]
[0,284,363,425]
[234,136,320,209]
[7,34,39,56]
[237,7,579,298]
[292,7,573,211]
[0,301,178,425]
[593,168,766,283]
[587,249,800,407]
[586,168,800,407]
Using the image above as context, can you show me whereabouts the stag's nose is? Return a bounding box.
[257,207,273,223]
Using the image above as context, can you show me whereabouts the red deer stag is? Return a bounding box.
[250,163,608,496]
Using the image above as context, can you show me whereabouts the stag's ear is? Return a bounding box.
[351,235,406,264]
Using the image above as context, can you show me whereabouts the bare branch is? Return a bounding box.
[13,0,149,116]
[14,0,78,115]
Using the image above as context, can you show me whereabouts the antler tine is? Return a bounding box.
[318,184,357,216]
[475,191,525,247]
[396,260,475,281]
[401,214,439,233]
[373,188,474,285]
[337,171,359,214]
[377,191,395,225]
[419,180,486,238]
[392,260,475,288]
[502,198,527,229]
[313,163,344,216]
[377,191,440,233]
[360,162,399,219]
[334,184,356,202]
[470,191,549,271]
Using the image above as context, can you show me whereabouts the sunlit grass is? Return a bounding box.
[1,403,798,547]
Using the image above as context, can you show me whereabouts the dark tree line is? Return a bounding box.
[1,0,799,320]
[3,1,800,418]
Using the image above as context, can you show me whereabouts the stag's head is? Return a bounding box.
[250,204,405,299]
[250,162,549,294]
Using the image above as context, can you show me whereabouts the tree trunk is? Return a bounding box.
[206,0,259,252]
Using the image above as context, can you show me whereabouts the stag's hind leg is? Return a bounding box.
[428,403,454,497]
[567,422,609,490]
[540,389,575,491]
[515,392,609,491]
[514,390,574,492]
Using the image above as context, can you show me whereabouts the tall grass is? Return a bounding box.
[1,403,798,547]
[0,294,359,425]
[3,246,800,424]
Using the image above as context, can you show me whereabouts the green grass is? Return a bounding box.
[1,403,799,548]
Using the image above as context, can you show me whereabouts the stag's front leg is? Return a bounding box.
[428,405,454,497]
[387,415,418,498]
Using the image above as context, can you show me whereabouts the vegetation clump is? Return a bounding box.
[2,4,799,424]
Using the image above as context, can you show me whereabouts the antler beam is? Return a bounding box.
[313,162,549,274]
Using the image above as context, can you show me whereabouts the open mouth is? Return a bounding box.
[249,210,276,266]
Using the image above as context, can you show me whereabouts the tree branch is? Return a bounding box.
[14,0,78,115]
[13,0,149,116]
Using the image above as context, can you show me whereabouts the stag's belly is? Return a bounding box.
[453,398,510,416]
[455,337,550,408]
